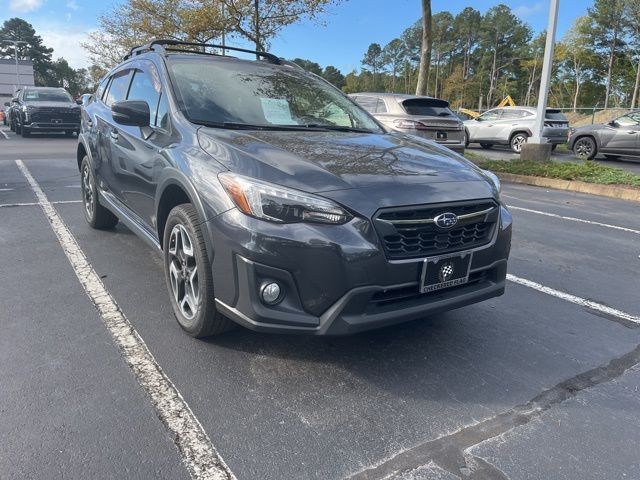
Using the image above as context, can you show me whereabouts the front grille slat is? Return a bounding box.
[374,200,498,260]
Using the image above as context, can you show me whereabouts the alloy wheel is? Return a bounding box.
[168,224,199,320]
[512,134,527,153]
[82,164,95,218]
[574,138,594,158]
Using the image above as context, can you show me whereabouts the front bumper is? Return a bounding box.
[206,205,512,335]
[24,122,79,131]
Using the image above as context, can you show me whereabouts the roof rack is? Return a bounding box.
[124,39,283,65]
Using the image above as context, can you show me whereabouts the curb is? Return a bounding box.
[495,172,640,202]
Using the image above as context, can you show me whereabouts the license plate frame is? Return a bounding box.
[420,250,473,293]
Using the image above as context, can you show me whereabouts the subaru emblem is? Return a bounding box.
[434,212,458,229]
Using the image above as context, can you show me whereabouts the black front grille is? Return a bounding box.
[30,107,79,123]
[374,200,498,260]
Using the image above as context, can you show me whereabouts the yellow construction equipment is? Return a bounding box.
[458,96,516,118]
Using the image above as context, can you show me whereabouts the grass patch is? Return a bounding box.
[473,158,640,188]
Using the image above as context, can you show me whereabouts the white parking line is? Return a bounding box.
[508,205,640,235]
[507,274,640,324]
[0,130,9,140]
[15,160,235,480]
[0,200,82,208]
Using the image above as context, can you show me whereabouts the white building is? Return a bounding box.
[0,58,35,104]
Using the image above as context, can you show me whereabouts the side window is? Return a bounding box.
[127,69,161,127]
[96,77,109,102]
[501,109,521,120]
[354,96,378,113]
[104,70,132,107]
[375,98,388,114]
[616,115,640,127]
[479,110,501,121]
[156,94,169,130]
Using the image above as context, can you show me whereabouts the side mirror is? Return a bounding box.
[608,120,618,127]
[76,99,83,105]
[112,100,150,127]
[3,102,9,107]
[475,117,482,122]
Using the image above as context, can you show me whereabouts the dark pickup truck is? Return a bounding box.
[8,86,81,137]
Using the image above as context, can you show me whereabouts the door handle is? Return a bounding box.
[627,131,637,134]
[109,130,118,141]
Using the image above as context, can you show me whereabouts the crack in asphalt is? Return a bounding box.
[346,342,640,480]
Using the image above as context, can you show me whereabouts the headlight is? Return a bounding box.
[219,173,351,224]
[482,169,501,194]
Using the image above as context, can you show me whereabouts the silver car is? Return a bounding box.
[568,111,640,161]
[464,106,569,153]
[349,93,465,153]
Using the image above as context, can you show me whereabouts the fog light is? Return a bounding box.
[260,281,282,305]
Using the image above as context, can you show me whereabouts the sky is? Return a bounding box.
[0,0,594,71]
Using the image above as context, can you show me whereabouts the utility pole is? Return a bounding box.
[521,0,559,161]
[1,39,28,91]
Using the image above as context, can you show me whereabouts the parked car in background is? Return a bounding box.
[464,106,569,153]
[6,89,21,130]
[0,108,5,125]
[349,93,466,154]
[11,86,81,137]
[79,39,511,338]
[569,111,640,161]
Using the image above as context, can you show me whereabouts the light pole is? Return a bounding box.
[1,39,29,90]
[521,0,560,161]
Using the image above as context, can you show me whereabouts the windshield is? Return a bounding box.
[401,98,453,117]
[168,58,382,132]
[24,90,73,103]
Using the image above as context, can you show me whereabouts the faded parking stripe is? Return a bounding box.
[507,274,640,325]
[15,160,236,480]
[508,205,640,235]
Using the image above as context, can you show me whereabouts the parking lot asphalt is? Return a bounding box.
[466,143,640,175]
[2,126,640,480]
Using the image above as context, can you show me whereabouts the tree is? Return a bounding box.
[416,0,432,96]
[83,0,229,69]
[430,11,454,98]
[362,43,385,91]
[218,0,342,52]
[558,16,596,111]
[624,0,640,108]
[586,0,627,109]
[291,58,322,75]
[322,66,345,89]
[382,38,405,92]
[0,18,53,86]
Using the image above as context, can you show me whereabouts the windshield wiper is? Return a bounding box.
[191,119,307,131]
[302,123,375,133]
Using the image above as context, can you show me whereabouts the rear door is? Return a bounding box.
[96,68,133,200]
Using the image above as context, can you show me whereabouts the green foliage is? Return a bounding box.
[0,18,53,86]
[321,66,345,89]
[474,159,640,188]
[291,58,322,75]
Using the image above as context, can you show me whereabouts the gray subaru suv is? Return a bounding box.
[78,40,512,337]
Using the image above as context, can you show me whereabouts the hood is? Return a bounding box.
[197,129,496,214]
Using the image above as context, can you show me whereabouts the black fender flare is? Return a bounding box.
[154,169,215,258]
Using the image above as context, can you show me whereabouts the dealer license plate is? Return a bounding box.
[420,251,473,293]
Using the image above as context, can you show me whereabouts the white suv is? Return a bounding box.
[464,106,569,153]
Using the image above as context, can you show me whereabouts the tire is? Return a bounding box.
[572,136,597,160]
[9,121,15,132]
[21,127,30,138]
[80,156,119,229]
[463,130,470,148]
[15,122,21,134]
[480,143,493,149]
[550,144,557,151]
[163,204,233,337]
[510,132,528,153]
